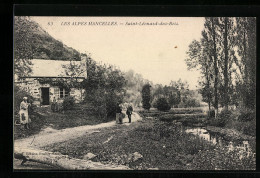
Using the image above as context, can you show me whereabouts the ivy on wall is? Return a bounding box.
[37,77,83,91]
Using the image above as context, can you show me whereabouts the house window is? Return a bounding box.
[54,88,59,98]
[59,88,70,98]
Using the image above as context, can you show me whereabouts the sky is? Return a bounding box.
[31,17,205,89]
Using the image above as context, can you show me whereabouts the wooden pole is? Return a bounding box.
[14,146,130,170]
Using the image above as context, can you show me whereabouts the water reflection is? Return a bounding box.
[185,127,253,155]
[186,128,218,144]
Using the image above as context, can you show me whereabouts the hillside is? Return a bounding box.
[14,17,81,61]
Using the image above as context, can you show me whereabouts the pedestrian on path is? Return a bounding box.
[116,103,123,124]
[19,97,31,129]
[126,104,133,123]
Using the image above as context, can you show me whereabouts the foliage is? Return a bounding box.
[151,79,200,109]
[208,118,227,127]
[141,84,152,110]
[14,17,80,62]
[218,109,232,120]
[207,109,215,118]
[183,98,200,108]
[37,59,87,90]
[186,17,256,118]
[38,78,71,90]
[82,57,126,119]
[208,109,232,127]
[236,107,255,122]
[235,17,256,109]
[186,18,220,116]
[14,16,34,78]
[155,98,171,111]
[43,118,255,170]
[62,96,75,111]
[190,147,255,170]
[123,70,150,107]
[14,17,81,79]
[224,108,256,136]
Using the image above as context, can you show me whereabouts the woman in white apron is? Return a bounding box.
[19,97,31,129]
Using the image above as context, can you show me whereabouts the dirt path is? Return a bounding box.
[14,112,142,170]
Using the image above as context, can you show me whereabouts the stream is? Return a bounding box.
[185,127,253,153]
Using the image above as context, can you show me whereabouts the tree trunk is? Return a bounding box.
[243,31,248,84]
[211,18,219,118]
[14,147,130,170]
[224,17,229,110]
[205,64,211,112]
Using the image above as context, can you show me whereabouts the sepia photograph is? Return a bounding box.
[13,16,256,170]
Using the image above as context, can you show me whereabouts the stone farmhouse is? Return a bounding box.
[14,56,87,106]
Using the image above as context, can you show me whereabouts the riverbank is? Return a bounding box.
[41,114,255,170]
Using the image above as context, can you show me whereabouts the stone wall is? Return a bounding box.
[15,78,84,105]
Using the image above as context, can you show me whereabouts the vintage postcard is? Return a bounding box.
[13,16,256,170]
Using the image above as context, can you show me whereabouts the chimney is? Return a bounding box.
[80,55,87,79]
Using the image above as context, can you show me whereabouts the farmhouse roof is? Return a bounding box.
[24,59,86,78]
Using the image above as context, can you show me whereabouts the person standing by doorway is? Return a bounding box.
[19,97,31,129]
[126,104,133,123]
[51,96,58,112]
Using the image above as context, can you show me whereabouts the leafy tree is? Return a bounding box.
[186,18,221,117]
[14,16,35,78]
[217,17,237,109]
[82,56,126,119]
[123,70,148,107]
[184,98,200,108]
[142,84,152,110]
[155,98,171,111]
[185,38,212,110]
[168,91,180,108]
[62,96,75,110]
[186,17,256,114]
[235,17,256,109]
[151,79,196,109]
[207,17,220,117]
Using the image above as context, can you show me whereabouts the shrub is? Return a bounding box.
[207,109,229,127]
[141,84,152,110]
[156,98,171,111]
[237,108,255,122]
[209,109,232,127]
[62,96,75,111]
[207,109,215,119]
[184,98,200,108]
[241,119,256,136]
[208,118,226,127]
[218,109,232,120]
[178,102,186,108]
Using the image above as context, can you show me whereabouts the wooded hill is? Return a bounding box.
[14,17,81,61]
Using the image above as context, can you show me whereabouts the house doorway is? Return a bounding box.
[41,87,50,105]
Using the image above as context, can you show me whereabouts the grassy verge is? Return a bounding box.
[42,117,255,170]
[138,108,207,127]
[14,104,114,140]
[139,108,256,137]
